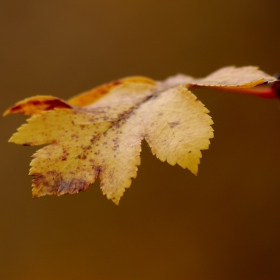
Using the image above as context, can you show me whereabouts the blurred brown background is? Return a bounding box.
[1,1,280,279]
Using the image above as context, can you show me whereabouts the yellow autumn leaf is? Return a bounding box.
[4,66,277,204]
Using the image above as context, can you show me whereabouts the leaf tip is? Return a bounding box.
[112,198,120,205]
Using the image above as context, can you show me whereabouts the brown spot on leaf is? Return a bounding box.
[168,121,180,128]
[71,134,79,139]
[4,96,72,116]
[23,142,32,146]
[112,138,120,151]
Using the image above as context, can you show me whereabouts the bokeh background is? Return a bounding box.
[1,1,280,279]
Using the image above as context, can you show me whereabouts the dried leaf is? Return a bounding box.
[4,66,277,204]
